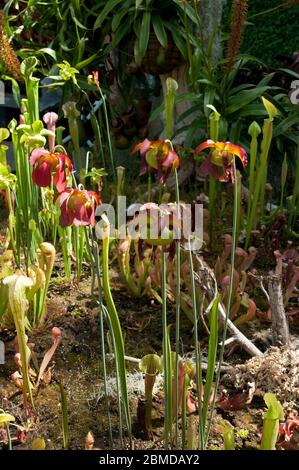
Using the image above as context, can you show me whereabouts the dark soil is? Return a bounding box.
[0,267,268,451]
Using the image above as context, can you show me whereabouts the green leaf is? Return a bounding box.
[226,86,269,115]
[0,128,9,144]
[38,48,57,60]
[101,220,131,435]
[257,72,276,87]
[229,83,255,96]
[202,296,219,431]
[2,75,21,107]
[278,68,299,80]
[93,0,124,30]
[234,103,268,118]
[164,21,187,58]
[134,11,151,65]
[112,1,132,31]
[204,87,216,117]
[59,383,69,450]
[172,0,198,23]
[75,52,101,70]
[108,18,133,50]
[152,14,168,48]
[70,6,89,30]
[273,113,299,137]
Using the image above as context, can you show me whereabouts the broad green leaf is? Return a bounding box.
[152,14,168,48]
[134,11,151,65]
[257,72,276,87]
[93,0,124,30]
[0,128,9,144]
[164,22,187,58]
[234,103,268,118]
[273,114,299,137]
[76,51,102,70]
[2,76,21,107]
[108,18,133,50]
[204,88,216,117]
[112,3,132,32]
[38,48,57,60]
[172,0,198,23]
[226,86,269,115]
[229,83,255,96]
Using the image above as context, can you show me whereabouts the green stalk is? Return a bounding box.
[59,383,69,450]
[208,107,220,243]
[59,226,72,279]
[73,226,85,282]
[280,153,288,210]
[188,241,204,449]
[202,295,219,444]
[147,173,152,202]
[288,140,299,229]
[162,249,172,449]
[3,275,34,409]
[246,99,276,248]
[6,423,12,451]
[22,57,40,124]
[101,217,131,437]
[236,170,242,242]
[174,168,181,449]
[5,187,18,265]
[206,159,238,444]
[181,374,188,450]
[164,77,180,448]
[247,121,261,219]
[98,86,115,181]
[105,308,123,445]
[85,228,112,444]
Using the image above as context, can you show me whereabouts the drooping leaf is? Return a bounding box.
[93,0,124,30]
[134,10,151,65]
[152,14,168,48]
